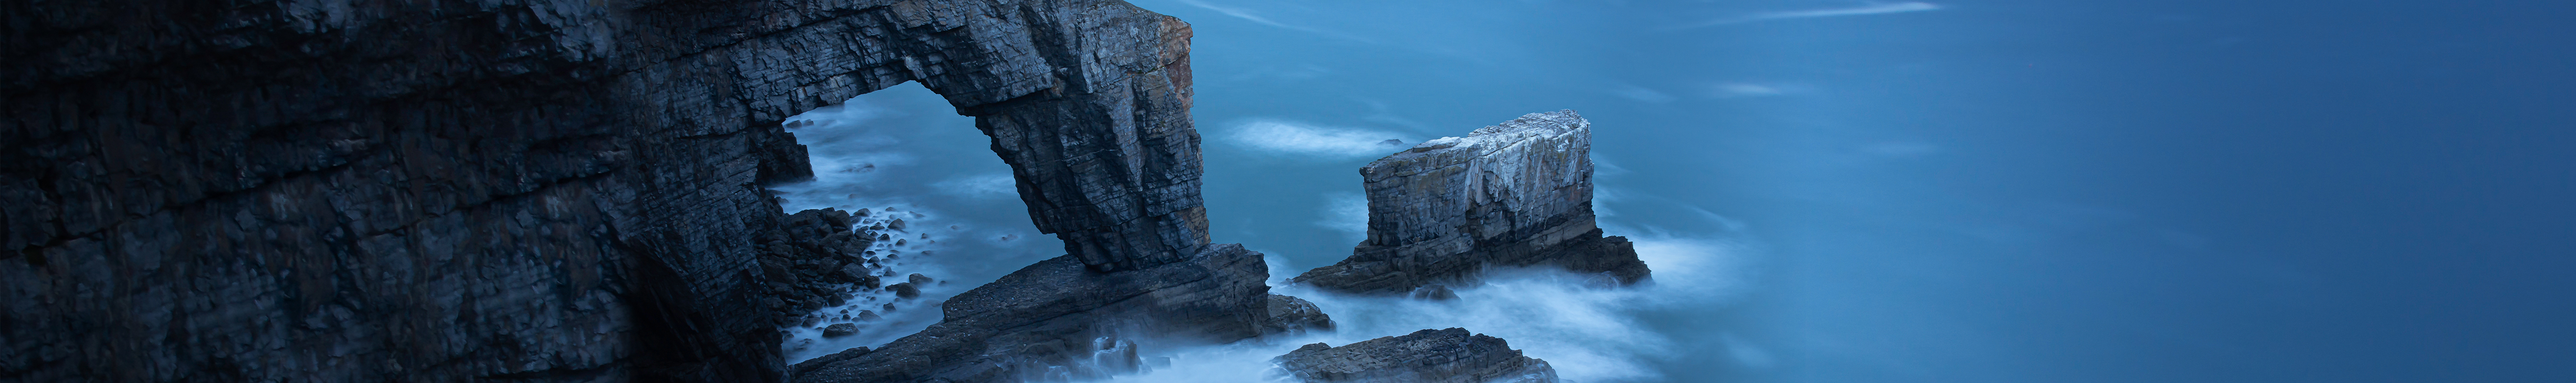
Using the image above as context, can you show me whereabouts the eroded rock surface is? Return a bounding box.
[3,0,1209,381]
[1292,110,1651,294]
[1263,293,1337,334]
[790,244,1276,383]
[1275,328,1559,383]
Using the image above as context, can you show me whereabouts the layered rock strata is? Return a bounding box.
[3,0,1213,381]
[1274,328,1559,383]
[790,244,1278,382]
[1292,110,1651,294]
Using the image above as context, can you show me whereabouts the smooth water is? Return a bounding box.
[777,1,2576,381]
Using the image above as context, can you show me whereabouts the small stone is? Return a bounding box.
[1262,294,1335,334]
[907,273,932,286]
[885,282,921,299]
[822,323,859,338]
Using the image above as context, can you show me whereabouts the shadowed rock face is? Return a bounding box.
[2,0,1208,381]
[1275,328,1559,383]
[1292,110,1651,294]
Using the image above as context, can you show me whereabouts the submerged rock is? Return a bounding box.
[1409,284,1460,301]
[1294,110,1652,294]
[885,282,922,299]
[1275,328,1559,383]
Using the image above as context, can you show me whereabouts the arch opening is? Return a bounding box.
[770,82,1069,363]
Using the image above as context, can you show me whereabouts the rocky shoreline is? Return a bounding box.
[4,1,1638,382]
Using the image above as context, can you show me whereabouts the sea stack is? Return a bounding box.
[1293,110,1651,294]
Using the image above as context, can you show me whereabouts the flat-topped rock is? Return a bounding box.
[1293,110,1651,294]
[1275,328,1559,383]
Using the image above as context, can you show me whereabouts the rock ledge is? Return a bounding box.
[1275,328,1559,383]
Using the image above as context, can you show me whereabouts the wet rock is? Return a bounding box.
[822,323,860,338]
[1409,284,1460,301]
[1264,294,1337,334]
[886,282,922,299]
[794,347,875,377]
[761,208,885,326]
[909,273,935,285]
[1294,110,1652,294]
[1275,328,1559,383]
[792,244,1276,383]
[838,264,881,289]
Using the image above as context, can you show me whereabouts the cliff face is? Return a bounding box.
[1,0,1207,381]
[1292,110,1650,294]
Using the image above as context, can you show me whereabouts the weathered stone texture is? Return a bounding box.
[1262,293,1336,334]
[2,0,1207,381]
[1293,110,1650,294]
[790,244,1274,383]
[1275,328,1559,383]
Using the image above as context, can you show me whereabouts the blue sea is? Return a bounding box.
[776,1,2576,381]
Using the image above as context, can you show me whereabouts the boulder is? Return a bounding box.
[822,323,860,338]
[1263,294,1337,334]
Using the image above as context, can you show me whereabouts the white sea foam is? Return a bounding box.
[1080,235,1753,383]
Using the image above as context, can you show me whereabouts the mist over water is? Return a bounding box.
[1095,234,1754,383]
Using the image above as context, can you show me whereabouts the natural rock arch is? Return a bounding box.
[724,1,1211,272]
[2,0,1207,381]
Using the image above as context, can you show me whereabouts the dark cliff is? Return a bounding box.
[2,0,1212,381]
[1292,110,1651,294]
